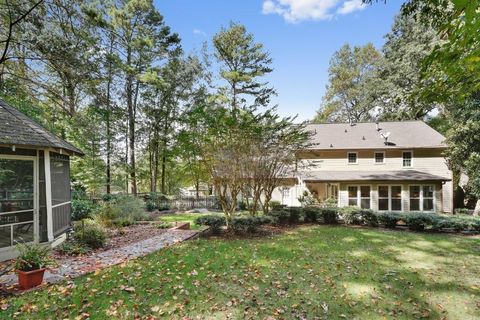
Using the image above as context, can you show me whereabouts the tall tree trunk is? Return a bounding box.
[105,36,114,194]
[126,48,137,195]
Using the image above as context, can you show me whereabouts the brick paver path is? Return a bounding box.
[0,229,198,290]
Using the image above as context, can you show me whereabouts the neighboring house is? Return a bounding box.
[273,121,453,213]
[180,183,214,197]
[0,100,83,261]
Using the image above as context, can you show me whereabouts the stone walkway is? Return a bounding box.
[0,228,198,291]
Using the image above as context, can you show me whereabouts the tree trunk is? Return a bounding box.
[126,48,137,195]
[105,36,114,195]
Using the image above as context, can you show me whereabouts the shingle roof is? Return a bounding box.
[305,121,446,150]
[0,99,84,155]
[300,170,451,182]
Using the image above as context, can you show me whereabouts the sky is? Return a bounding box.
[154,0,404,121]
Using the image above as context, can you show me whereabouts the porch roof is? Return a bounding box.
[0,99,84,155]
[300,170,451,182]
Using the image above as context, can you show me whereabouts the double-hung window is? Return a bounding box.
[348,186,371,209]
[374,152,385,164]
[347,152,358,164]
[409,185,434,212]
[378,186,402,211]
[403,151,412,167]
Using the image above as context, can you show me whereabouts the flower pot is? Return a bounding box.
[17,268,46,289]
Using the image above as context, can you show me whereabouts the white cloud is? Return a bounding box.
[193,29,207,37]
[262,0,367,22]
[337,0,366,15]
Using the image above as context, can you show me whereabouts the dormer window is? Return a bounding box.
[347,152,358,164]
[374,152,385,164]
[403,151,412,167]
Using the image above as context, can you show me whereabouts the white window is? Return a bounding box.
[409,185,434,212]
[348,185,371,209]
[403,151,412,167]
[378,185,402,211]
[347,152,358,164]
[374,152,385,164]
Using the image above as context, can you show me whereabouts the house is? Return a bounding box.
[273,121,453,213]
[0,100,83,261]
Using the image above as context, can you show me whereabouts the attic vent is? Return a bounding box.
[362,136,365,140]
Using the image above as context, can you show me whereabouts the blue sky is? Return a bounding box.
[154,0,404,121]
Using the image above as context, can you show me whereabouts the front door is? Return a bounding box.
[0,157,37,249]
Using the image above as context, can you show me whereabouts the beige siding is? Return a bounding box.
[298,148,453,212]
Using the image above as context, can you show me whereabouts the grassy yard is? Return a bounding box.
[2,226,480,319]
[156,212,212,230]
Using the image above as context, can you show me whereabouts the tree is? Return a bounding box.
[108,0,180,194]
[313,43,383,123]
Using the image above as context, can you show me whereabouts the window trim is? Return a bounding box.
[402,150,413,168]
[347,152,358,165]
[347,184,372,209]
[374,151,386,164]
[377,185,403,212]
[408,184,435,212]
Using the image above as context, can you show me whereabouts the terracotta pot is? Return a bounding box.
[17,268,46,289]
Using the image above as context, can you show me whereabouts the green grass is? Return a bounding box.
[156,212,212,230]
[2,226,480,319]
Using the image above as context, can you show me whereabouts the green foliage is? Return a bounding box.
[303,207,320,223]
[57,241,91,256]
[376,212,404,228]
[404,212,438,231]
[14,243,51,272]
[156,222,172,229]
[194,215,226,233]
[267,209,291,225]
[74,222,107,249]
[341,207,378,227]
[319,208,339,224]
[454,208,471,215]
[231,216,272,234]
[92,196,148,227]
[287,207,302,224]
[72,199,98,221]
[269,201,282,210]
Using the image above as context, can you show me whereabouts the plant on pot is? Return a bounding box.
[15,242,51,289]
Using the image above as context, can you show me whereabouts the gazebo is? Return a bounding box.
[0,99,83,261]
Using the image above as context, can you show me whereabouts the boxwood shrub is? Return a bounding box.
[376,212,404,228]
[303,207,320,223]
[72,199,98,221]
[195,214,226,233]
[232,216,272,233]
[319,208,338,224]
[404,212,439,231]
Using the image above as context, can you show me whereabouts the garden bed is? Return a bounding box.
[54,224,168,258]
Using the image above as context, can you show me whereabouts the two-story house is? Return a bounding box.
[273,121,453,213]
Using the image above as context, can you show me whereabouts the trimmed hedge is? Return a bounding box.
[341,207,378,227]
[376,212,404,228]
[195,215,226,233]
[303,207,320,223]
[232,216,272,234]
[319,208,338,224]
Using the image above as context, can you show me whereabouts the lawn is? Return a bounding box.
[2,226,480,319]
[156,212,212,230]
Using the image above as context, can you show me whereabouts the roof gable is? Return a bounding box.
[305,121,446,150]
[0,99,84,155]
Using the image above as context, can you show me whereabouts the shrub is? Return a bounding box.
[455,208,471,215]
[74,221,107,249]
[404,212,439,231]
[156,222,172,229]
[377,212,404,228]
[303,207,320,223]
[15,243,51,271]
[232,216,272,233]
[72,199,97,221]
[93,195,148,227]
[145,201,156,212]
[319,208,338,224]
[57,241,91,255]
[341,207,378,227]
[269,201,283,210]
[267,209,290,225]
[288,207,302,224]
[195,214,226,233]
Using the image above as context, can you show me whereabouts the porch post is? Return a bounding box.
[44,149,54,241]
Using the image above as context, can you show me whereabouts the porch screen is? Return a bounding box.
[50,153,71,237]
[0,158,34,248]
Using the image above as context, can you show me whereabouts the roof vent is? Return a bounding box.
[380,131,391,145]
[344,129,347,133]
[362,136,365,140]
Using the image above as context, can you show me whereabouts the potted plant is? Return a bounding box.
[15,242,51,289]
